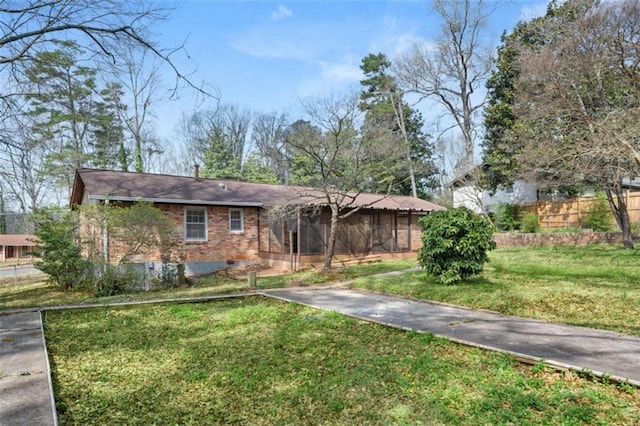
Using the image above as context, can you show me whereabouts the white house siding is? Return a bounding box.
[453,180,539,214]
[453,185,485,214]
[483,180,538,212]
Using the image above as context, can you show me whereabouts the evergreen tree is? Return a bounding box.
[92,82,128,170]
[25,42,98,191]
[481,0,588,190]
[359,53,437,198]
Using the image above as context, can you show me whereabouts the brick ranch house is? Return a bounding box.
[70,168,445,275]
[0,234,37,263]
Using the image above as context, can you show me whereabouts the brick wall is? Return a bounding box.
[106,204,260,264]
[91,203,432,264]
[493,231,632,248]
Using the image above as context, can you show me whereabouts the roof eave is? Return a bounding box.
[88,194,263,208]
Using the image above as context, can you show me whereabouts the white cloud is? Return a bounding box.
[519,1,549,21]
[318,61,362,83]
[294,59,362,99]
[272,5,292,21]
[230,32,308,60]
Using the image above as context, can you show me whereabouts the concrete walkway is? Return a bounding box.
[261,287,640,386]
[0,311,56,426]
[3,282,640,425]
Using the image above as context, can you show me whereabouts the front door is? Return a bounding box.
[7,246,14,258]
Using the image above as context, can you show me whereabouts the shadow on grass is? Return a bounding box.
[45,297,640,425]
[490,260,640,290]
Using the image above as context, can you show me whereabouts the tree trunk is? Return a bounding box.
[322,205,339,273]
[135,135,143,173]
[391,92,418,198]
[605,187,634,249]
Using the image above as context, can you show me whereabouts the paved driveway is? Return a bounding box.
[261,287,640,386]
[0,265,39,277]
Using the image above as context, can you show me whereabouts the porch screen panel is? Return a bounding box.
[334,213,372,256]
[334,219,350,255]
[396,213,410,252]
[373,212,394,253]
[299,215,323,254]
[349,213,371,256]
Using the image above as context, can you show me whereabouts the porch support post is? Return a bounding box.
[369,213,374,255]
[296,208,301,266]
[392,211,397,254]
[323,210,327,255]
[281,222,286,254]
[408,212,412,252]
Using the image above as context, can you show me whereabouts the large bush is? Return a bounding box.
[418,207,496,284]
[33,202,179,295]
[32,208,91,291]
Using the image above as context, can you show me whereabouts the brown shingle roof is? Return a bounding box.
[71,169,445,213]
[0,234,37,246]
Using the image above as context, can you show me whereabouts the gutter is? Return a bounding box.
[88,195,263,207]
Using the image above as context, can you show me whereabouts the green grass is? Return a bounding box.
[0,259,415,311]
[351,245,640,335]
[44,297,640,425]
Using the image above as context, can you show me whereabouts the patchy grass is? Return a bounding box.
[351,245,640,335]
[45,297,639,425]
[0,259,415,311]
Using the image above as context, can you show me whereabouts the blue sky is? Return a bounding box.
[154,0,550,140]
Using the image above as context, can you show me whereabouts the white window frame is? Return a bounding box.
[229,208,244,232]
[184,207,207,241]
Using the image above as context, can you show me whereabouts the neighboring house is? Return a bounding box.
[0,234,37,262]
[449,168,538,214]
[70,169,444,274]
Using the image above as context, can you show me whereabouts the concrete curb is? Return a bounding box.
[38,311,58,426]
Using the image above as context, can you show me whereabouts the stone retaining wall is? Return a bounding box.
[493,231,635,248]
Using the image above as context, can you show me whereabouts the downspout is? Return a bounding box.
[296,208,301,268]
[257,208,261,254]
[102,199,109,264]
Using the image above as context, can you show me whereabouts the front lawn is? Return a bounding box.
[0,258,415,311]
[352,245,640,335]
[45,297,639,425]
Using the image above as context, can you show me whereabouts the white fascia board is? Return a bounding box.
[88,194,263,207]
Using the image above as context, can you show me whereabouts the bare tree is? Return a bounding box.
[395,0,495,170]
[0,115,58,211]
[511,0,640,248]
[252,111,290,184]
[281,92,404,272]
[110,44,163,173]
[0,1,203,98]
[175,104,251,179]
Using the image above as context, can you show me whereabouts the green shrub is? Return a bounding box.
[520,212,540,233]
[32,208,91,291]
[418,207,497,284]
[494,203,521,231]
[580,197,613,232]
[92,263,144,297]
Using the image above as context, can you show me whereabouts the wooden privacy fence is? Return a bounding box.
[520,192,640,229]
